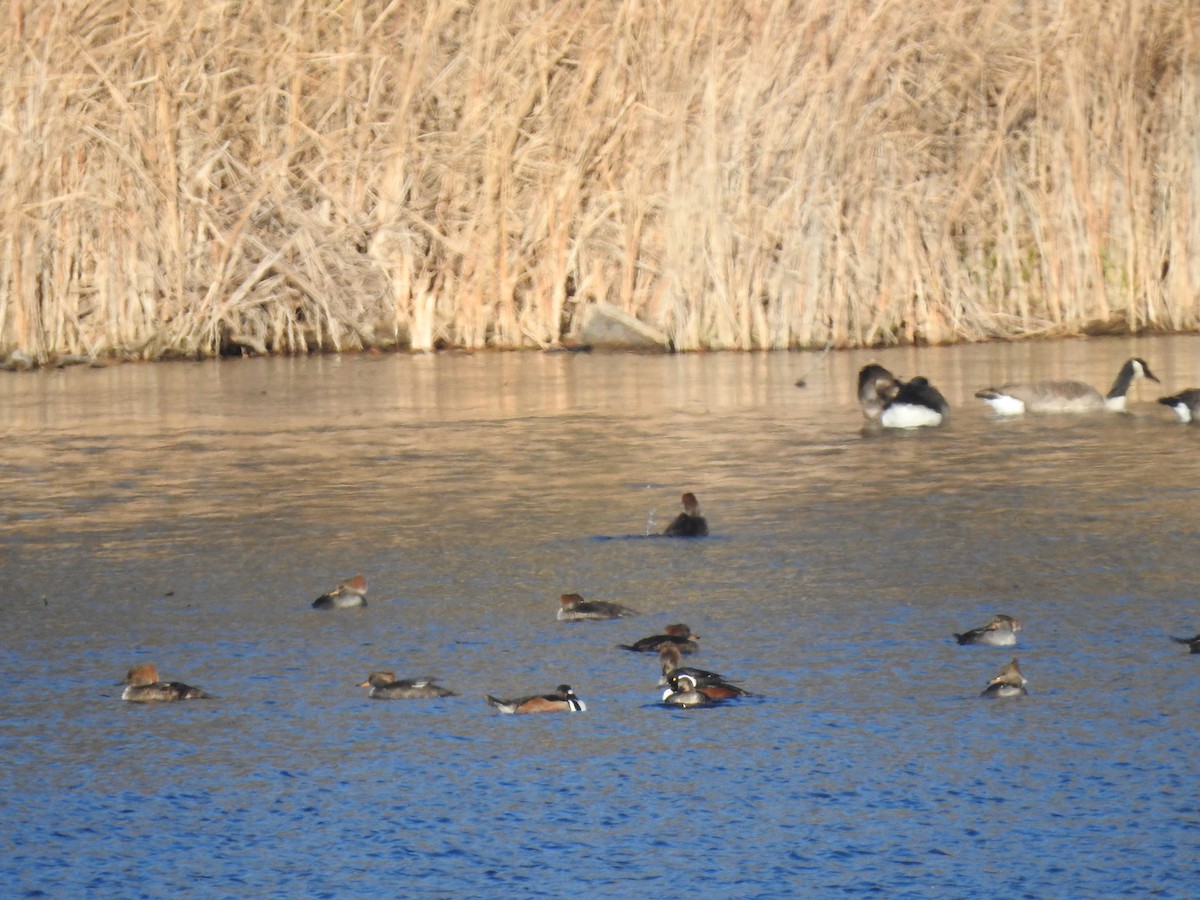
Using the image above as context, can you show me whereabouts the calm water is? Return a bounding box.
[3,338,1199,897]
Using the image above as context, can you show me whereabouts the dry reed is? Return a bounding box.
[1,0,1198,363]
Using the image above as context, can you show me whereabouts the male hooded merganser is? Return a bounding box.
[980,658,1028,698]
[1170,634,1200,654]
[486,684,586,714]
[975,357,1158,415]
[557,593,638,621]
[857,364,950,428]
[954,614,1021,647]
[1158,389,1200,423]
[663,493,709,537]
[656,643,727,686]
[312,574,368,609]
[620,623,700,654]
[357,672,455,699]
[118,664,209,702]
[662,673,751,707]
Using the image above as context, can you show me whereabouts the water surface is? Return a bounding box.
[3,338,1199,896]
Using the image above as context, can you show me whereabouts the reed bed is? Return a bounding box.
[2,0,1198,362]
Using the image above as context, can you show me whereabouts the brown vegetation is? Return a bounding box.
[2,0,1198,364]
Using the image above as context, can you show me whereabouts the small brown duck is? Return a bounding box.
[312,574,368,609]
[954,614,1021,647]
[557,593,638,621]
[980,658,1028,698]
[1170,634,1200,654]
[486,684,586,714]
[657,643,727,687]
[357,672,455,699]
[119,664,209,703]
[620,623,700,654]
[663,493,709,538]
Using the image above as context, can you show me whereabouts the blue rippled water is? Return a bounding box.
[3,339,1199,897]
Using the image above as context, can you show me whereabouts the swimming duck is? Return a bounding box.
[661,673,717,708]
[980,658,1028,698]
[1158,389,1200,423]
[557,592,638,621]
[486,684,586,714]
[662,673,751,707]
[857,364,950,428]
[663,493,709,537]
[975,357,1159,415]
[863,364,952,428]
[312,574,368,609]
[119,664,209,702]
[1170,634,1200,654]
[620,623,700,654]
[954,614,1021,647]
[857,363,901,422]
[656,643,728,686]
[357,672,456,699]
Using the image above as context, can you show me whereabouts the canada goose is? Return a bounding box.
[856,364,950,428]
[974,357,1158,415]
[1158,389,1200,423]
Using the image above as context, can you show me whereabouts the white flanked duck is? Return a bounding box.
[975,357,1158,415]
[856,364,949,429]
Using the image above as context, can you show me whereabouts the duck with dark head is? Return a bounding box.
[663,492,709,537]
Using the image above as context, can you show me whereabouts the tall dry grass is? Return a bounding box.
[1,0,1198,361]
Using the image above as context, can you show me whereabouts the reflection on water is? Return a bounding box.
[2,337,1199,896]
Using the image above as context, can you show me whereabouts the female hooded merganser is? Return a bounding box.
[663,493,709,537]
[119,664,209,702]
[312,574,368,609]
[1158,388,1200,423]
[662,673,751,707]
[486,684,586,714]
[656,643,727,686]
[557,593,638,621]
[980,658,1028,698]
[975,357,1158,415]
[620,623,700,654]
[857,364,950,428]
[954,614,1021,647]
[357,672,455,699]
[1170,634,1200,654]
